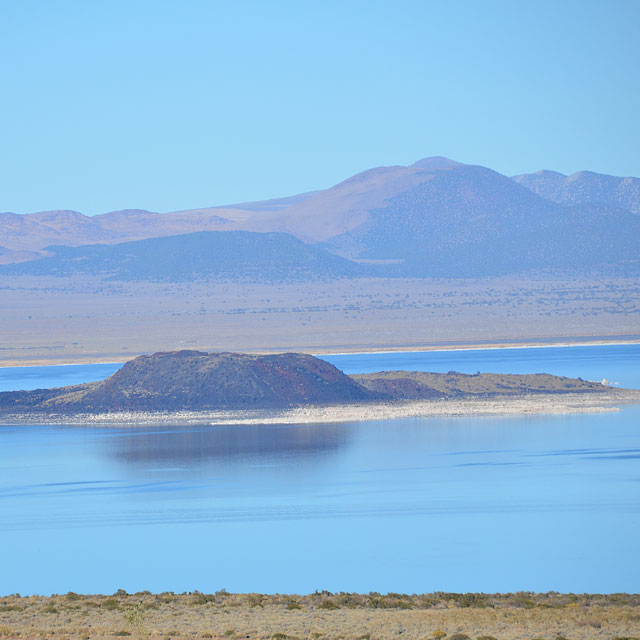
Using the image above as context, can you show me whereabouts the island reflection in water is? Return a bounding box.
[106,422,351,468]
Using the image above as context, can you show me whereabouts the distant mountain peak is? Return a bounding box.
[410,156,464,170]
[101,208,158,216]
[567,170,599,180]
[533,169,567,177]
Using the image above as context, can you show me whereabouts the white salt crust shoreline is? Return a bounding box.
[1,337,639,369]
[1,391,639,427]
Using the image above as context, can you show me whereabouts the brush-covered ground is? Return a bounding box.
[2,274,639,366]
[1,592,639,640]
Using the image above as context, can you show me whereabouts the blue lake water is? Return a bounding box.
[0,362,124,392]
[322,343,640,388]
[0,344,639,595]
[1,343,638,391]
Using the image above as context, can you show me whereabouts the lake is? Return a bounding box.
[0,344,638,595]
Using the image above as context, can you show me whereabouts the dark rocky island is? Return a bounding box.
[0,350,631,423]
[0,351,377,413]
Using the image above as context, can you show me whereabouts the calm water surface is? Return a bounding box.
[0,345,638,595]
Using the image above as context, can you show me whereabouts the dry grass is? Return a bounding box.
[1,592,639,640]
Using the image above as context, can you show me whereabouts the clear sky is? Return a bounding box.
[1,0,638,215]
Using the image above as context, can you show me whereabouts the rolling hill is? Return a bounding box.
[0,209,123,253]
[0,230,364,282]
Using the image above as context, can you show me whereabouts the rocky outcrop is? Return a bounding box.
[0,351,379,413]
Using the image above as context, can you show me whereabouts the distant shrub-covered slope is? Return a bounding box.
[512,168,640,214]
[323,164,640,276]
[0,231,365,282]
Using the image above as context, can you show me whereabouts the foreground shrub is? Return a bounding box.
[192,592,216,605]
[102,597,120,611]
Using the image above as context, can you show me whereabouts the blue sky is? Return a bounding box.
[1,0,638,215]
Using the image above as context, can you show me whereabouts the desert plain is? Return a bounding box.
[1,274,639,367]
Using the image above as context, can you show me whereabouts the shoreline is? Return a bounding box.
[1,335,639,369]
[2,390,638,426]
[318,337,640,357]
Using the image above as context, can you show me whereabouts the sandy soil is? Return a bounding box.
[1,391,638,427]
[1,592,638,640]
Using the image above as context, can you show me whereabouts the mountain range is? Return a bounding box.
[1,157,639,278]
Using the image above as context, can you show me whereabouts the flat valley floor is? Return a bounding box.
[1,274,639,366]
[1,592,639,640]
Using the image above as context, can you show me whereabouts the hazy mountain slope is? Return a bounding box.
[0,351,379,412]
[212,191,320,212]
[0,156,472,253]
[0,205,287,254]
[247,157,465,242]
[322,163,640,276]
[0,210,124,251]
[92,208,237,240]
[0,200,312,254]
[512,169,640,214]
[0,230,365,282]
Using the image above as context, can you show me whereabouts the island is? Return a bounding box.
[0,350,638,425]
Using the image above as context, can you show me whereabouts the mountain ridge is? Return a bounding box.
[2,157,640,277]
[512,168,640,214]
